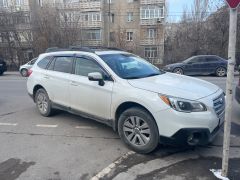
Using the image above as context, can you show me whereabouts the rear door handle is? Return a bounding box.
[43,75,50,79]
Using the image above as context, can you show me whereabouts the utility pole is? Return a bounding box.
[222,2,238,177]
[108,0,111,47]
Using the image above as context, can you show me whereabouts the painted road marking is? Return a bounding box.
[36,124,58,128]
[0,123,18,126]
[91,151,135,180]
[75,126,98,130]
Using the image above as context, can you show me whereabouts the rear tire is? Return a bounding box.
[21,69,28,77]
[216,67,226,77]
[35,88,53,117]
[118,107,159,154]
[0,71,3,76]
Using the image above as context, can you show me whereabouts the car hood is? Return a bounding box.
[127,73,220,100]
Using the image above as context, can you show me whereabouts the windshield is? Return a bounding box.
[99,53,164,79]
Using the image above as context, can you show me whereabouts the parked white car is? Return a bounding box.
[27,49,225,153]
[19,58,37,77]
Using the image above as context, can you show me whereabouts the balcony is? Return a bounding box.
[15,23,31,30]
[140,0,164,5]
[54,1,101,11]
[140,18,164,26]
[81,21,102,28]
[0,5,30,12]
[83,40,103,46]
[140,38,164,46]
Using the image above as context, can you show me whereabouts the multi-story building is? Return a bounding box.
[0,0,165,67]
[0,0,33,66]
[105,0,165,64]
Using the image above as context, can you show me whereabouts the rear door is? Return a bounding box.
[44,55,74,107]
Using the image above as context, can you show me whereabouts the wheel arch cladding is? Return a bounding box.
[33,85,45,102]
[114,101,156,132]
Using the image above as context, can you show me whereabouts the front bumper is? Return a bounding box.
[160,124,223,146]
[235,85,240,104]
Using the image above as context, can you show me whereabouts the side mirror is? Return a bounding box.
[88,72,105,86]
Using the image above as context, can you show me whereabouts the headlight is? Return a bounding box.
[159,95,207,113]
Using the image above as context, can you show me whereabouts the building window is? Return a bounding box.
[0,0,8,7]
[110,13,114,23]
[106,0,113,3]
[148,29,156,38]
[37,0,43,7]
[110,32,115,42]
[127,12,133,22]
[15,0,23,6]
[140,6,164,19]
[86,30,101,40]
[83,12,101,22]
[126,32,133,41]
[145,47,157,58]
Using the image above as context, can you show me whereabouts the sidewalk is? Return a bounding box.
[98,123,240,180]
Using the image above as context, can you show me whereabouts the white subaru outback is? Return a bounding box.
[27,48,225,154]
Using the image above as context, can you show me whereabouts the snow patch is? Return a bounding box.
[210,169,230,180]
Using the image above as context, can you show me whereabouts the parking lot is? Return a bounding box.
[0,72,240,180]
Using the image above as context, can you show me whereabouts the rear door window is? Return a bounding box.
[53,56,73,73]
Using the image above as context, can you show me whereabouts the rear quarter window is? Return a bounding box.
[37,56,52,69]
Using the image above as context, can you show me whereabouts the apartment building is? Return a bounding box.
[106,0,165,64]
[0,0,165,66]
[31,0,104,47]
[0,0,33,65]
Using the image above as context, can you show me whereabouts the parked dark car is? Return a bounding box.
[0,58,7,75]
[236,66,240,104]
[163,55,228,77]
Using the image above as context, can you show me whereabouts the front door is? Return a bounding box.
[69,55,113,120]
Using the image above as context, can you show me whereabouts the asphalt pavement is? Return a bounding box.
[0,72,239,180]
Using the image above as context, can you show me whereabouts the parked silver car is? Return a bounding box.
[19,58,37,77]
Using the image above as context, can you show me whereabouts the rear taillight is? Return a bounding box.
[27,69,33,77]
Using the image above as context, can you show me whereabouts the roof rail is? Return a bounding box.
[45,47,69,53]
[69,46,95,53]
[45,46,123,53]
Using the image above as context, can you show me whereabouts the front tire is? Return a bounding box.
[35,88,53,117]
[173,67,184,75]
[118,107,159,154]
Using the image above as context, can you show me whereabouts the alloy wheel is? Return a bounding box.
[173,68,183,75]
[123,116,151,146]
[216,67,226,77]
[36,92,48,114]
[21,69,28,77]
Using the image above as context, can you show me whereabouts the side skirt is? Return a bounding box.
[51,102,115,129]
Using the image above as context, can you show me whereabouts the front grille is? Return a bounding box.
[213,93,225,117]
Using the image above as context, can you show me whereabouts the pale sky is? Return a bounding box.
[167,0,194,21]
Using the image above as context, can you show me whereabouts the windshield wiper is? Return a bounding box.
[125,76,142,79]
[144,73,160,78]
